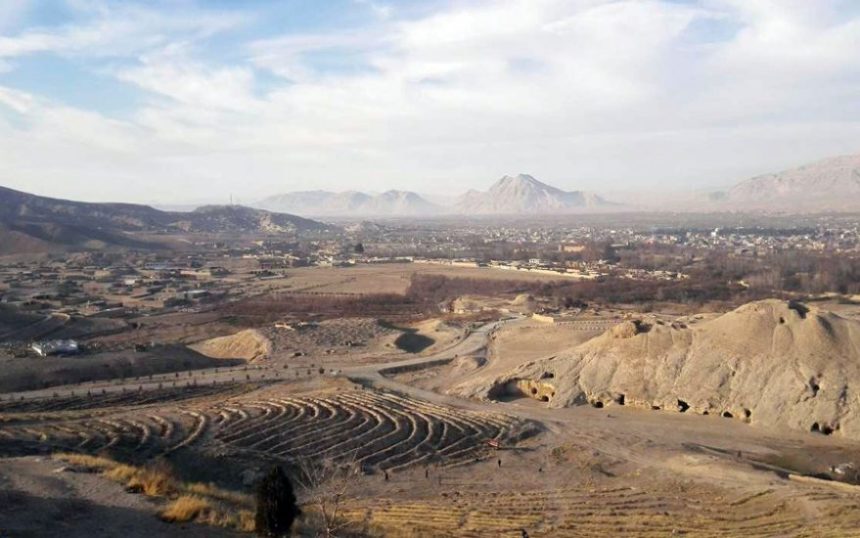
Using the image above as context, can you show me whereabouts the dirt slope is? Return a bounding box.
[190,329,272,362]
[460,300,860,439]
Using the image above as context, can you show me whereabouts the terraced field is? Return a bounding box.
[213,391,536,471]
[0,388,537,471]
[345,482,860,537]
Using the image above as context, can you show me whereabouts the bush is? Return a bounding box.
[255,466,300,537]
[160,495,211,522]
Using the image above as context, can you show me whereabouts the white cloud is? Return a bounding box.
[0,3,246,59]
[1,0,860,203]
[118,47,261,113]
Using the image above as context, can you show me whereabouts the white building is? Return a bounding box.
[31,339,79,357]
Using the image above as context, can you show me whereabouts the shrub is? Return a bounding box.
[160,495,211,522]
[53,453,116,471]
[255,466,300,537]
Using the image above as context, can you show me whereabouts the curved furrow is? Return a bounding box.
[385,409,441,471]
[356,402,414,469]
[166,411,208,452]
[259,399,345,453]
[274,399,351,448]
[288,403,360,453]
[220,400,308,448]
[148,414,180,448]
[79,421,118,452]
[212,406,253,440]
[212,402,276,441]
[128,419,152,450]
[307,396,393,462]
[308,410,372,457]
[309,395,390,460]
[96,419,125,449]
[214,406,251,438]
[370,403,428,470]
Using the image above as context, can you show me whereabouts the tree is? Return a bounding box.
[296,456,362,538]
[255,466,300,537]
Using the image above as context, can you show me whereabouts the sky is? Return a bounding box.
[0,0,859,204]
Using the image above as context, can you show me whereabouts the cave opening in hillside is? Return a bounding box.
[788,300,809,319]
[614,394,626,406]
[811,422,834,435]
[722,411,733,418]
[677,399,689,413]
[592,401,604,409]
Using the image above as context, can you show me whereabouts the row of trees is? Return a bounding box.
[226,292,427,323]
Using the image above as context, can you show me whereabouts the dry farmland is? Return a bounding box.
[279,263,572,296]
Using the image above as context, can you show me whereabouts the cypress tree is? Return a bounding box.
[255,466,300,537]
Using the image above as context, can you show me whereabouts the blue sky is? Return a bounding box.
[0,0,859,204]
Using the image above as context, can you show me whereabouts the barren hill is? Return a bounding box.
[0,185,330,253]
[453,174,611,214]
[460,300,860,440]
[719,154,860,212]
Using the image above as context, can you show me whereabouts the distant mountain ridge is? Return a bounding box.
[259,174,614,217]
[0,185,330,253]
[715,153,860,212]
[258,189,440,217]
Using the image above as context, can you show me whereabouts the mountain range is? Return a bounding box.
[712,154,860,212]
[258,154,860,216]
[4,150,860,254]
[258,174,613,217]
[258,190,441,217]
[0,185,329,254]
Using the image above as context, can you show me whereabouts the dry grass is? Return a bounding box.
[200,509,256,532]
[53,453,116,471]
[160,495,256,531]
[103,463,139,483]
[126,463,177,496]
[186,482,253,507]
[52,453,255,533]
[160,495,212,522]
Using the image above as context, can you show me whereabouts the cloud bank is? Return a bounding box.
[0,0,859,203]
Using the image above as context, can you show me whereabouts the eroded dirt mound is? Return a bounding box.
[461,300,860,440]
[510,293,537,313]
[385,319,464,355]
[190,329,272,362]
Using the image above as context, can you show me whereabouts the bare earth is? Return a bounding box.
[5,300,860,536]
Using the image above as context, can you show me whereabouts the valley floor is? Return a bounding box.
[3,313,860,536]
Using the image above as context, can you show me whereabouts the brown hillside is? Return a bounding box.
[462,300,860,439]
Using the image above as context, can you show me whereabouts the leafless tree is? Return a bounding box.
[294,455,364,538]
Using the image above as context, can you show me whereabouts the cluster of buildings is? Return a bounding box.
[641,226,860,255]
[0,254,246,319]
